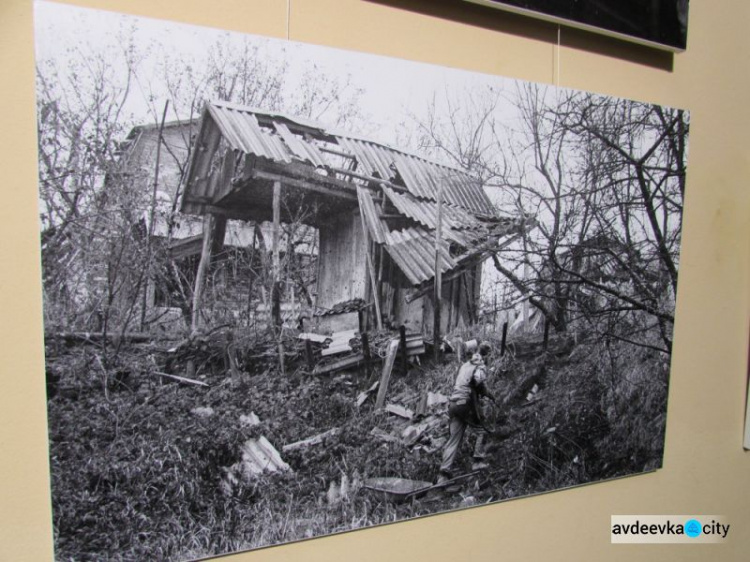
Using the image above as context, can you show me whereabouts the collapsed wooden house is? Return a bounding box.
[181,101,527,335]
[118,119,316,332]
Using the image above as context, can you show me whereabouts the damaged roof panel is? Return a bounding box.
[336,137,396,182]
[273,121,327,167]
[208,104,291,162]
[196,101,496,218]
[392,155,493,217]
[183,102,526,287]
[357,187,387,244]
[383,187,484,231]
[383,227,457,285]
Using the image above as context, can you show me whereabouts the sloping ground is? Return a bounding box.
[45,330,668,561]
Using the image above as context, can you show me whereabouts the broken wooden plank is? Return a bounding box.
[362,332,372,379]
[399,325,408,374]
[385,403,414,420]
[152,371,209,387]
[370,427,401,444]
[320,343,353,357]
[374,339,400,409]
[415,392,428,417]
[313,353,366,375]
[402,415,442,446]
[356,381,379,408]
[406,346,426,356]
[192,213,218,333]
[298,332,330,343]
[331,329,358,341]
[283,428,340,453]
[305,339,314,371]
[238,436,291,476]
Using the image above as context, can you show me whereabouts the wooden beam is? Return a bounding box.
[399,325,408,375]
[356,191,383,330]
[312,353,366,375]
[329,167,408,193]
[272,180,285,375]
[152,371,209,388]
[433,183,443,361]
[318,145,355,159]
[375,339,400,409]
[362,332,371,379]
[463,270,475,324]
[252,169,358,202]
[272,181,282,329]
[282,428,341,453]
[191,213,217,334]
[210,215,227,261]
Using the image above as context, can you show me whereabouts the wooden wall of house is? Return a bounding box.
[394,286,424,333]
[420,263,482,336]
[315,210,367,332]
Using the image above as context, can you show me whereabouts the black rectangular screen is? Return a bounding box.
[465,0,689,51]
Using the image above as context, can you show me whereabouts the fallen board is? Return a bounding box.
[313,353,366,375]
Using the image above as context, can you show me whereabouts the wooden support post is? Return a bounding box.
[463,272,476,325]
[191,213,217,334]
[356,190,383,330]
[361,332,371,379]
[501,322,508,357]
[210,216,228,262]
[305,339,314,372]
[272,181,285,375]
[399,325,408,375]
[272,181,282,330]
[375,339,400,409]
[433,183,443,362]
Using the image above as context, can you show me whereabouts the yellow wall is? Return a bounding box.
[2,1,748,560]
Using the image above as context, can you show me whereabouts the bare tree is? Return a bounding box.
[412,83,687,353]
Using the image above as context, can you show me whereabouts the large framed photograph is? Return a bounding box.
[464,0,690,51]
[35,1,688,559]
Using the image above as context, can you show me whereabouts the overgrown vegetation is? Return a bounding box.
[47,326,668,561]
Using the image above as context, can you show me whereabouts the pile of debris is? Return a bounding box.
[300,328,426,376]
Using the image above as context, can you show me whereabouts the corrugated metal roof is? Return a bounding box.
[357,187,387,244]
[393,155,493,216]
[274,121,327,167]
[383,227,457,285]
[201,101,495,217]
[383,187,484,231]
[208,104,291,162]
[185,102,521,287]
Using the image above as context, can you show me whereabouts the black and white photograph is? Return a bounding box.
[35,1,688,560]
[464,0,690,51]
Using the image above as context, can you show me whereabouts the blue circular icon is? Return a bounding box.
[685,519,702,538]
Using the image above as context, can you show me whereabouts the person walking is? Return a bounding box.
[438,341,495,483]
